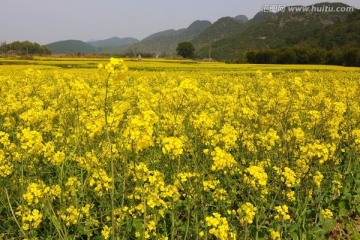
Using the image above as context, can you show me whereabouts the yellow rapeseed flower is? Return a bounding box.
[211,147,237,171]
[238,202,257,225]
[274,205,291,221]
[321,208,333,219]
[269,229,281,240]
[101,225,112,239]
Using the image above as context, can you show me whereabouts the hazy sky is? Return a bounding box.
[1,0,359,44]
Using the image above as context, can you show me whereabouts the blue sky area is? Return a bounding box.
[1,0,359,44]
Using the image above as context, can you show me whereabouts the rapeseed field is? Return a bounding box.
[0,58,359,239]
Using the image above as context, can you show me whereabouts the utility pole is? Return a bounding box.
[208,39,211,60]
[0,42,4,57]
[209,38,216,61]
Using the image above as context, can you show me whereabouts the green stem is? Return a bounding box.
[142,192,147,240]
[44,200,66,239]
[104,73,116,239]
[184,204,191,240]
[171,211,175,240]
[4,188,28,239]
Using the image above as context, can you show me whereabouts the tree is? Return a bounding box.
[176,42,195,58]
[0,41,51,55]
[246,50,274,64]
[245,50,256,63]
[276,48,296,64]
[342,48,360,67]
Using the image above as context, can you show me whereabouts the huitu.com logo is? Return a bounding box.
[261,4,355,13]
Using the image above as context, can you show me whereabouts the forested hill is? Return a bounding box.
[46,40,96,54]
[121,20,212,57]
[87,37,139,54]
[194,3,359,61]
[0,41,51,55]
[121,2,358,62]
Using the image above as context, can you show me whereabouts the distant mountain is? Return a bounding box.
[143,29,178,42]
[312,8,360,50]
[122,20,212,56]
[195,2,358,60]
[46,37,139,54]
[43,2,358,60]
[234,15,249,23]
[192,17,247,56]
[87,37,139,54]
[46,40,95,54]
[88,37,139,48]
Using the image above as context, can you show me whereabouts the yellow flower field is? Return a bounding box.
[0,58,360,239]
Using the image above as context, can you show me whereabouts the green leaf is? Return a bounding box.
[289,231,299,240]
[132,218,143,232]
[91,237,104,240]
[309,226,327,239]
[322,219,337,232]
[301,232,307,240]
[338,200,350,217]
[345,223,360,239]
[288,221,302,234]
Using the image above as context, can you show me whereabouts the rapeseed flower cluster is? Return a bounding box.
[101,225,112,239]
[162,136,184,158]
[88,168,112,197]
[313,171,324,188]
[300,141,336,165]
[18,128,43,155]
[352,129,360,151]
[15,207,43,231]
[60,205,82,226]
[205,212,236,240]
[274,205,291,221]
[23,181,60,205]
[237,202,257,225]
[211,147,237,171]
[122,110,159,152]
[0,149,13,177]
[202,179,220,191]
[65,176,81,198]
[243,165,268,189]
[269,229,281,240]
[280,167,300,188]
[320,208,333,219]
[331,173,343,197]
[98,57,128,75]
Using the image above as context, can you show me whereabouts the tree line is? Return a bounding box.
[0,41,51,55]
[245,47,360,67]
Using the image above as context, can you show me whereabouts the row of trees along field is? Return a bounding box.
[0,41,51,55]
[245,47,360,67]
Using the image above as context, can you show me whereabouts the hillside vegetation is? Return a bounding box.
[0,41,51,55]
[198,4,359,63]
[122,20,211,57]
[46,40,96,54]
